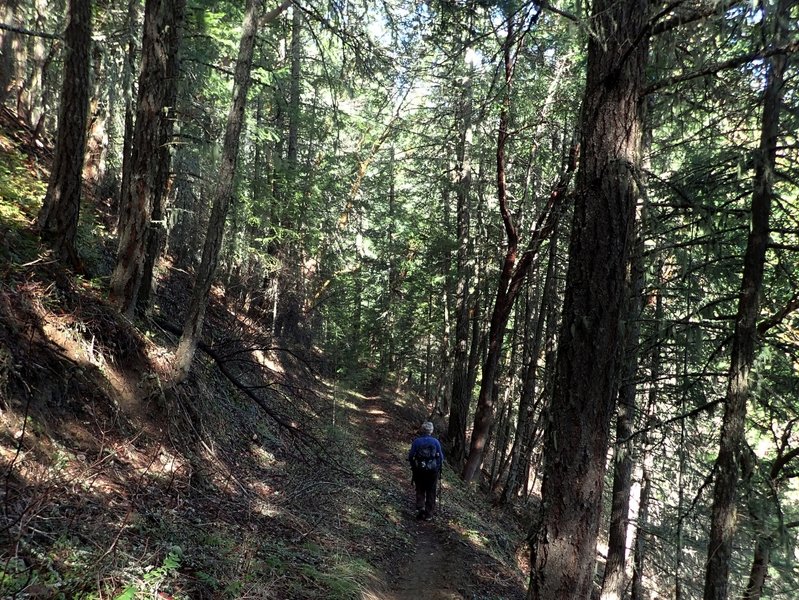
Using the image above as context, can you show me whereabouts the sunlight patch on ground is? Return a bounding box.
[251,498,280,517]
[251,443,277,465]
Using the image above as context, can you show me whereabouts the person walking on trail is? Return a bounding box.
[408,421,444,521]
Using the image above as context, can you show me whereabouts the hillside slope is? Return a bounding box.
[0,110,529,599]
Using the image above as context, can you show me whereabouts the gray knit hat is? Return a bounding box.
[421,421,434,434]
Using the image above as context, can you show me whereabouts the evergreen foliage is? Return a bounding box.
[1,0,798,597]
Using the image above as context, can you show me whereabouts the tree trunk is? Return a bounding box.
[287,4,301,177]
[702,0,788,596]
[528,0,649,596]
[600,212,646,600]
[741,535,771,600]
[500,247,551,505]
[447,32,474,465]
[521,227,561,501]
[36,0,92,271]
[631,448,652,600]
[109,0,185,317]
[22,0,48,130]
[631,278,662,600]
[0,0,21,105]
[175,0,293,378]
[116,0,140,219]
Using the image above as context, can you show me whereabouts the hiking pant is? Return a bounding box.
[413,469,438,516]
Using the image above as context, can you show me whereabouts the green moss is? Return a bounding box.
[0,143,45,223]
[0,143,46,264]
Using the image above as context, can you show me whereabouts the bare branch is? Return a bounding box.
[0,22,61,40]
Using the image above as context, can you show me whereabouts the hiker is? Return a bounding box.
[408,421,444,520]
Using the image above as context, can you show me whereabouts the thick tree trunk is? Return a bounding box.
[110,0,185,317]
[702,1,788,596]
[528,0,648,596]
[601,110,653,600]
[36,0,92,271]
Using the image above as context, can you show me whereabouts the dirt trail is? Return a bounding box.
[349,390,526,600]
[387,524,465,600]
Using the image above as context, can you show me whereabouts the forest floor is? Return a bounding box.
[0,106,529,599]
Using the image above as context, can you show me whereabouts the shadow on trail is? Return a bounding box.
[339,386,528,600]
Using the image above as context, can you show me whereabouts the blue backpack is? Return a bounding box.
[412,441,440,472]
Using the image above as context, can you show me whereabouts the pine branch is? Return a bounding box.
[646,41,799,95]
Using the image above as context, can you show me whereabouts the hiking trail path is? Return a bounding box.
[348,389,527,600]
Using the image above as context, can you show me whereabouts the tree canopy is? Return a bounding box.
[1,0,798,597]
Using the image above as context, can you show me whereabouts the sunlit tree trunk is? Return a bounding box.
[528,0,649,595]
[175,0,293,378]
[702,0,788,596]
[600,210,645,600]
[37,0,92,271]
[109,0,185,316]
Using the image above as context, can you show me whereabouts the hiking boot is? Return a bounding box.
[416,510,426,520]
[424,513,433,521]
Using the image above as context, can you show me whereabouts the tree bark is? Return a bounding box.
[500,243,552,504]
[109,0,185,317]
[0,0,21,105]
[600,216,646,600]
[528,0,649,596]
[702,0,788,595]
[447,25,475,465]
[174,0,260,376]
[117,0,141,220]
[37,0,92,271]
[175,0,292,378]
